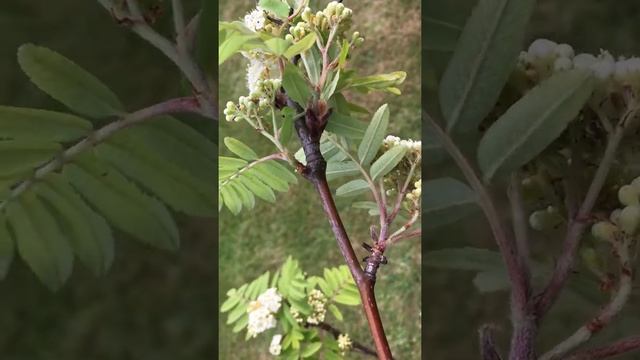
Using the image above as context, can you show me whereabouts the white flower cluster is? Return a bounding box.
[518,38,640,87]
[406,179,421,202]
[305,289,327,325]
[269,334,283,356]
[224,78,282,122]
[290,306,304,324]
[244,7,266,32]
[247,288,282,338]
[592,176,640,242]
[337,333,353,355]
[383,135,421,156]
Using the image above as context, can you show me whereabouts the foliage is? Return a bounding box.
[0,5,215,291]
[219,0,422,357]
[427,0,640,358]
[221,257,361,359]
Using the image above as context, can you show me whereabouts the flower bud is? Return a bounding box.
[630,176,640,192]
[591,59,614,80]
[619,205,640,234]
[285,34,294,41]
[573,53,597,69]
[529,208,562,231]
[618,184,639,206]
[580,247,602,273]
[591,221,618,242]
[554,57,573,71]
[554,43,574,58]
[610,208,622,225]
[528,39,557,59]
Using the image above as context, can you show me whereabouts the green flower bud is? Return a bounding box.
[618,184,639,206]
[631,176,640,191]
[355,37,364,46]
[301,7,312,22]
[225,114,234,122]
[610,208,622,225]
[285,34,294,41]
[580,247,602,274]
[619,205,640,234]
[591,221,618,242]
[529,208,562,231]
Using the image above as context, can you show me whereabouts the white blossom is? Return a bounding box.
[244,7,266,32]
[573,53,597,69]
[553,57,573,71]
[247,306,277,338]
[269,334,283,356]
[528,38,557,59]
[554,43,575,58]
[338,333,353,353]
[257,288,282,313]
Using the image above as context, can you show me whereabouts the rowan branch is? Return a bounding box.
[0,97,202,211]
[536,118,628,318]
[566,335,640,360]
[293,101,393,359]
[96,0,217,120]
[539,233,634,360]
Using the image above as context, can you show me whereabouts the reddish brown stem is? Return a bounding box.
[294,109,393,359]
[566,335,640,360]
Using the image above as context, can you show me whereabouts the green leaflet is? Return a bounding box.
[370,146,408,181]
[0,214,14,279]
[345,71,406,94]
[301,47,321,86]
[335,179,369,197]
[0,140,60,179]
[259,0,290,18]
[326,161,360,181]
[283,64,312,106]
[423,247,503,271]
[65,156,179,250]
[284,33,317,60]
[224,137,258,160]
[97,131,215,216]
[321,70,340,100]
[36,174,114,276]
[424,177,477,229]
[17,44,124,118]
[357,104,389,166]
[265,38,292,56]
[325,112,367,139]
[0,106,91,141]
[219,34,256,65]
[219,157,296,214]
[439,0,535,132]
[7,192,73,291]
[478,70,594,181]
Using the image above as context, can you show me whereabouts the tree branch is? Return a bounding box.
[0,97,201,211]
[535,124,626,318]
[312,322,378,358]
[539,233,634,360]
[508,173,532,275]
[480,325,504,360]
[566,335,640,360]
[295,104,393,359]
[96,0,217,120]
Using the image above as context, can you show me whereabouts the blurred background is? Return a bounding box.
[0,1,216,359]
[218,0,421,358]
[425,1,640,359]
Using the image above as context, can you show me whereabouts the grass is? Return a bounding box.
[218,0,422,358]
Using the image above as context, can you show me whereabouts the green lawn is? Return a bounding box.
[218,1,422,358]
